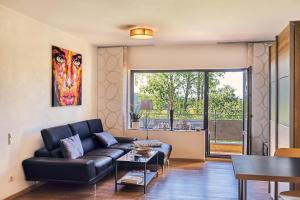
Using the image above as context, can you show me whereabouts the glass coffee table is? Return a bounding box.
[115,150,159,194]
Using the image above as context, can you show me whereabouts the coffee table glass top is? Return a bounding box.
[117,150,158,163]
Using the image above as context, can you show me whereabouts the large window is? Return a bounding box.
[130,71,205,130]
[130,70,245,133]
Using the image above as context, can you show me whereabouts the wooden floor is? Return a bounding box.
[15,160,271,200]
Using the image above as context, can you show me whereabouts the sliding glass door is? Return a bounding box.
[206,69,251,157]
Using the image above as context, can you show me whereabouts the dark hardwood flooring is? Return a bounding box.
[15,160,271,200]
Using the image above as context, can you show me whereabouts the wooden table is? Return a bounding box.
[231,155,300,200]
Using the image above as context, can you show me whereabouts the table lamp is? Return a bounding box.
[140,100,153,140]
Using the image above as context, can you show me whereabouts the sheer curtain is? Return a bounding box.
[247,43,271,155]
[97,47,128,136]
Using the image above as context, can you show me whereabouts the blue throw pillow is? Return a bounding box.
[94,132,118,147]
[60,134,84,159]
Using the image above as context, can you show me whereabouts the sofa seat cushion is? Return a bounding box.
[85,148,124,160]
[81,155,112,174]
[109,143,134,153]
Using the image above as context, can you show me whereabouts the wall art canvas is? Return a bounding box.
[52,46,82,106]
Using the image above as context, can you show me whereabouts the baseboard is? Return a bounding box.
[170,158,205,162]
[205,157,232,162]
[4,182,44,200]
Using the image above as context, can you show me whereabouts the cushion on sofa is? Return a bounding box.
[60,134,84,159]
[115,137,138,143]
[109,143,134,153]
[81,155,113,174]
[94,132,118,147]
[85,148,124,160]
[41,125,73,151]
[69,121,91,139]
[87,119,104,133]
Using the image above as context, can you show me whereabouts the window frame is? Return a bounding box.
[129,68,246,131]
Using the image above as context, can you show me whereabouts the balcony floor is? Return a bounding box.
[210,142,243,155]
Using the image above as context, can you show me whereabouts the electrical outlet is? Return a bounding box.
[8,133,12,145]
[9,176,13,182]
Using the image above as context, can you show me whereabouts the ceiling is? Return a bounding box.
[1,0,300,46]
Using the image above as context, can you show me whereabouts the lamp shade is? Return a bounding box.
[130,27,154,39]
[140,100,153,110]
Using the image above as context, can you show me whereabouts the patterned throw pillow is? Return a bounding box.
[60,134,84,159]
[133,139,163,147]
[94,132,118,147]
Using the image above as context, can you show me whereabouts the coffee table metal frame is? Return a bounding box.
[115,150,159,194]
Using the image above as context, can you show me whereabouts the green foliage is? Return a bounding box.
[208,85,243,120]
[130,111,141,122]
[134,72,243,120]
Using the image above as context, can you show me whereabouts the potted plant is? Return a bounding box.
[130,111,141,129]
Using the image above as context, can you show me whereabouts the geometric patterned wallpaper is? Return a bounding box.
[247,43,270,155]
[97,47,127,136]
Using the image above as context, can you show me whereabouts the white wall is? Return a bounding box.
[0,6,98,199]
[126,130,205,160]
[128,44,248,69]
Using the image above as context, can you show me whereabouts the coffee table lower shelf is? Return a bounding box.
[116,171,157,193]
[117,171,157,186]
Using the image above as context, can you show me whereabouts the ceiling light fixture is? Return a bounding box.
[130,27,154,39]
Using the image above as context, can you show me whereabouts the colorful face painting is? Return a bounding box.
[52,46,82,106]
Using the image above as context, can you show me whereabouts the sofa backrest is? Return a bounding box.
[86,119,104,133]
[69,121,99,153]
[41,125,73,151]
[69,121,91,140]
[39,119,105,157]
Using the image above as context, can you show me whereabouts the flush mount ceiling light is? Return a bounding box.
[129,27,154,39]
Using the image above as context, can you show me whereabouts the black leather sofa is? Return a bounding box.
[22,119,172,184]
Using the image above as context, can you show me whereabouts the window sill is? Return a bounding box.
[127,128,204,133]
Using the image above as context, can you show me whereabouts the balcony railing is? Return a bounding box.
[135,110,243,138]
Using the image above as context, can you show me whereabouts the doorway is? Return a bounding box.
[205,68,252,157]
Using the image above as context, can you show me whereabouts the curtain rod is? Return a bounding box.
[217,40,274,44]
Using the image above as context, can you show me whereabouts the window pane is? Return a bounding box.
[278,77,289,126]
[131,71,205,130]
[270,82,276,121]
[208,72,244,144]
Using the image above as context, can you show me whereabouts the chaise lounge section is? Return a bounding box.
[22,119,172,184]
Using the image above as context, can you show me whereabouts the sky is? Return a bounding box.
[218,72,243,98]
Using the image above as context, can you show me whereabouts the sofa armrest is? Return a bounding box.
[115,136,138,143]
[34,147,51,157]
[22,157,96,183]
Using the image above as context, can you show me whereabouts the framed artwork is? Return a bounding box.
[52,46,82,106]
